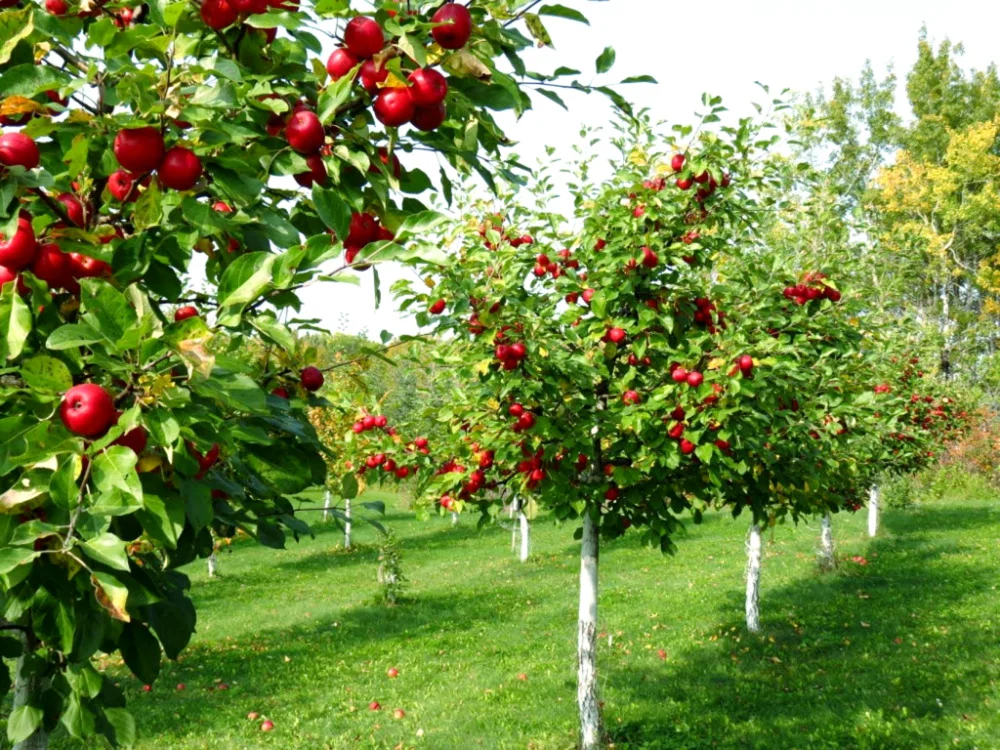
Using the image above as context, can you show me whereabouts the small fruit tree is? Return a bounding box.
[0,1,606,745]
[391,104,876,748]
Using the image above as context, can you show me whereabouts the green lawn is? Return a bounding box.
[49,490,1000,748]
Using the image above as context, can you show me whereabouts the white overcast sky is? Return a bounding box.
[292,0,1000,339]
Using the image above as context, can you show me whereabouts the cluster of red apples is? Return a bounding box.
[782,271,842,305]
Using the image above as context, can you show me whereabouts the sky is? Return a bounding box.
[292,0,1000,339]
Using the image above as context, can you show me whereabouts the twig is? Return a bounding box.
[30,188,75,227]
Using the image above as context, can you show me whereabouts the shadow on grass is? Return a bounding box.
[605,520,999,749]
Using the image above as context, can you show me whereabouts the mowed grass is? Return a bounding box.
[52,490,1000,749]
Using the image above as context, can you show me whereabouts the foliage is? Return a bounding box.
[374,526,405,605]
[0,0,618,743]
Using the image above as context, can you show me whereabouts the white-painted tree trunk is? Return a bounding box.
[13,632,49,750]
[344,497,352,549]
[577,512,602,750]
[207,552,218,578]
[519,510,530,562]
[511,497,520,552]
[745,522,762,634]
[451,511,459,526]
[323,489,332,522]
[818,512,835,571]
[868,485,880,538]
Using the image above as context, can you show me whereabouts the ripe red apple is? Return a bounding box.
[31,243,75,292]
[640,246,658,269]
[45,0,67,15]
[737,354,753,375]
[411,103,446,131]
[67,252,111,279]
[685,371,704,388]
[61,383,116,437]
[285,110,325,154]
[271,386,290,399]
[392,708,405,720]
[300,366,324,391]
[429,298,446,314]
[359,59,390,94]
[260,720,274,732]
[622,390,640,405]
[0,132,40,170]
[517,672,527,681]
[293,153,328,188]
[54,193,85,227]
[174,305,198,322]
[343,16,384,58]
[386,667,398,678]
[0,265,26,295]
[374,88,415,127]
[369,701,381,711]
[114,127,165,174]
[247,712,260,720]
[431,3,472,49]
[200,0,237,29]
[671,153,685,172]
[604,487,619,502]
[158,146,203,191]
[606,327,626,344]
[176,683,186,691]
[114,425,149,455]
[676,176,692,190]
[407,68,448,106]
[142,684,152,692]
[679,439,696,455]
[327,47,359,80]
[0,215,37,271]
[108,170,135,201]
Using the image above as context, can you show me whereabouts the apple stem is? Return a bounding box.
[745,522,763,633]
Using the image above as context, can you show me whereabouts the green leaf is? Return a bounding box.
[0,8,34,66]
[317,71,356,124]
[0,282,31,361]
[193,369,268,414]
[394,210,448,241]
[46,323,103,350]
[80,279,140,351]
[215,253,276,327]
[20,354,73,392]
[0,546,38,575]
[81,532,131,572]
[181,480,213,533]
[61,691,96,739]
[596,46,616,74]
[341,473,358,500]
[105,708,137,747]
[136,492,185,549]
[523,13,552,46]
[621,75,657,84]
[7,704,43,745]
[90,447,143,508]
[119,622,161,684]
[538,4,589,23]
[132,180,163,232]
[311,185,351,240]
[250,315,295,352]
[397,33,427,67]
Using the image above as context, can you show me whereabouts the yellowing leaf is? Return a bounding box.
[443,49,492,81]
[1,95,43,116]
[474,359,491,376]
[707,357,725,371]
[92,573,130,622]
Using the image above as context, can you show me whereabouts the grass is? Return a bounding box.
[42,489,1000,749]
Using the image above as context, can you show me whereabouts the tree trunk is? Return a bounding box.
[451,511,459,526]
[818,512,835,571]
[745,522,762,634]
[511,497,520,552]
[577,512,602,750]
[868,485,880,538]
[323,489,332,522]
[207,552,218,578]
[13,631,49,750]
[519,508,530,562]
[344,497,352,549]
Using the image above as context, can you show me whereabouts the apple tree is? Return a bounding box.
[384,102,881,747]
[0,0,613,745]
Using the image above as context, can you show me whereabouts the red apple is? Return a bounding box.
[622,390,640,405]
[671,153,685,171]
[30,243,74,292]
[108,170,135,201]
[158,147,202,191]
[358,59,390,94]
[411,103,446,131]
[293,153,328,188]
[300,366,324,391]
[45,0,67,15]
[57,193,85,226]
[0,215,37,271]
[285,110,324,154]
[260,720,274,732]
[429,298,446,315]
[431,3,472,49]
[392,708,405,720]
[113,127,165,174]
[737,354,753,375]
[640,246,658,269]
[343,16,384,58]
[386,667,398,678]
[604,487,619,502]
[679,439,696,455]
[247,711,260,720]
[685,371,704,388]
[67,253,111,279]
[271,386,290,399]
[0,132,40,170]
[200,0,237,29]
[61,383,116,437]
[369,701,381,711]
[407,68,448,106]
[175,683,185,691]
[142,684,152,692]
[374,88,415,127]
[606,327,626,344]
[114,425,149,455]
[676,176,692,190]
[174,305,198,322]
[327,48,358,81]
